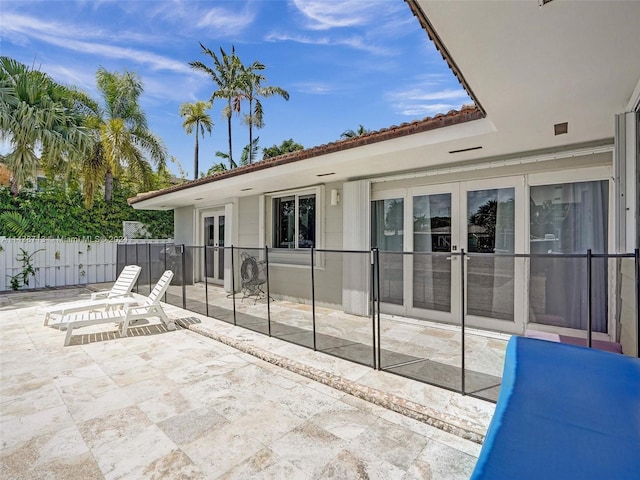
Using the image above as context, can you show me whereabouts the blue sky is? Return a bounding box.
[1,0,470,178]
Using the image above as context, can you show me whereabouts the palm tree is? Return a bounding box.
[239,137,260,166]
[190,44,242,168]
[340,124,370,139]
[0,56,92,195]
[179,101,213,180]
[83,67,166,206]
[206,162,227,176]
[239,62,289,164]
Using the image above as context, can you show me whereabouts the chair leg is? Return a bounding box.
[156,307,175,331]
[64,324,74,346]
[44,313,50,326]
[120,318,129,338]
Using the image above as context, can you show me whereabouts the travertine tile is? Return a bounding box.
[157,406,228,445]
[344,417,430,472]
[270,422,346,478]
[403,437,478,480]
[217,447,309,480]
[2,288,490,480]
[317,449,406,480]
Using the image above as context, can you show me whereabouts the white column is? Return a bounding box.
[614,112,639,252]
[614,112,639,355]
[342,180,371,315]
[224,200,238,292]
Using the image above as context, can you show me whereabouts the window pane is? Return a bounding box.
[467,188,515,321]
[413,194,451,312]
[371,199,404,305]
[204,217,215,277]
[218,215,225,279]
[529,180,609,332]
[298,194,315,248]
[273,196,295,248]
[467,188,515,254]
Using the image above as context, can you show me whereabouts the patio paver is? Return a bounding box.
[1,287,492,479]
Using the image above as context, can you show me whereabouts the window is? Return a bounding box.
[272,192,316,249]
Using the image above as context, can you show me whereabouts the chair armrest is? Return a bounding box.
[90,291,109,300]
[104,297,142,307]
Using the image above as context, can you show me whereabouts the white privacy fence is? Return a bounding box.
[0,238,170,292]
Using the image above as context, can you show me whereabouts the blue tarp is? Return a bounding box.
[471,336,640,479]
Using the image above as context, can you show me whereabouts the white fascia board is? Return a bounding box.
[132,116,494,211]
[626,75,640,112]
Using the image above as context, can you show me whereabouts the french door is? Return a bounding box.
[461,178,525,333]
[372,177,525,333]
[407,184,461,323]
[202,210,225,284]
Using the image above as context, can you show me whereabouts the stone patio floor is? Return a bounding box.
[1,287,495,479]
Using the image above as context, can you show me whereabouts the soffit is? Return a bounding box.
[415,0,640,154]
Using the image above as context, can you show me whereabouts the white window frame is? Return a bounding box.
[264,185,325,267]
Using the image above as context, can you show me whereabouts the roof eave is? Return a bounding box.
[129,106,483,207]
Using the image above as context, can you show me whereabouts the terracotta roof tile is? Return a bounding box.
[129,105,482,205]
[404,0,485,116]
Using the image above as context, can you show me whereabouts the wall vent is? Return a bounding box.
[554,122,568,135]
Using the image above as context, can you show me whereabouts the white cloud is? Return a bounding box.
[142,0,256,39]
[290,81,334,95]
[386,85,471,117]
[389,88,469,103]
[2,12,191,74]
[1,11,163,46]
[142,74,208,104]
[43,65,98,93]
[196,6,256,32]
[400,104,460,117]
[265,31,390,55]
[291,0,375,30]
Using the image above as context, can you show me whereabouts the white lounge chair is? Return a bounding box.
[42,265,142,325]
[56,270,175,346]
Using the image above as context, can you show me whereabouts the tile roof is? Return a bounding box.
[129,105,483,205]
[404,0,485,116]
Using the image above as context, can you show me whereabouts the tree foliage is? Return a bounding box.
[0,56,93,195]
[262,138,304,159]
[0,184,173,238]
[190,44,291,167]
[238,61,289,164]
[341,124,371,139]
[84,67,167,207]
[190,44,242,168]
[179,100,213,180]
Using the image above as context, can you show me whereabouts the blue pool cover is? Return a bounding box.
[471,336,640,479]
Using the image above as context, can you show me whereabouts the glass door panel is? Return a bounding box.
[413,193,452,312]
[529,180,608,332]
[372,198,404,305]
[466,187,515,322]
[217,215,225,280]
[204,216,216,279]
[203,211,225,283]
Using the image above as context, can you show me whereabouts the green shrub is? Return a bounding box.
[0,185,173,239]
